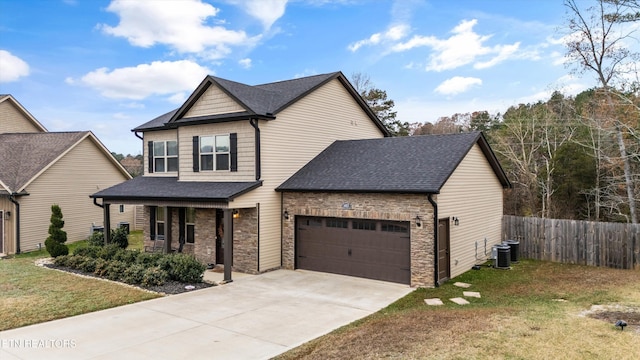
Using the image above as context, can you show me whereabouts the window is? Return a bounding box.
[326,219,348,228]
[156,207,165,239]
[153,140,178,172]
[186,208,195,244]
[200,135,230,171]
[381,223,409,233]
[119,204,125,213]
[352,220,376,231]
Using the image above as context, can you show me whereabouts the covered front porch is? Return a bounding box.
[90,176,263,280]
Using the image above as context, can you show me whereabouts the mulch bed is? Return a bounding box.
[41,262,215,295]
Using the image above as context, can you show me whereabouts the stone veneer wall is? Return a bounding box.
[141,206,258,273]
[282,192,435,288]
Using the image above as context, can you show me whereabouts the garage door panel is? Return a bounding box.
[296,216,410,284]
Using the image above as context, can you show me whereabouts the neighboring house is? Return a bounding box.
[91,72,510,287]
[0,95,133,255]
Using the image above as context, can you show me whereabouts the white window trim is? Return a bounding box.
[153,140,178,173]
[199,134,230,172]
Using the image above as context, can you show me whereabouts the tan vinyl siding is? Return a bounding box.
[233,78,386,271]
[143,130,178,177]
[437,144,504,278]
[178,122,255,182]
[18,137,133,252]
[0,100,44,134]
[0,197,16,254]
[183,84,245,118]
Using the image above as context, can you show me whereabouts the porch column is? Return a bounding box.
[223,208,233,282]
[104,203,111,244]
[164,206,172,254]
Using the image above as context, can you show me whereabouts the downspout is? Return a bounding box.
[249,118,261,180]
[9,194,21,254]
[91,197,110,244]
[428,194,439,287]
[134,131,143,141]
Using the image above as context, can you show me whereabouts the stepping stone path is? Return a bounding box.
[424,283,482,306]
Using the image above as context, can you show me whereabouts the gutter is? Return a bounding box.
[8,194,21,254]
[428,194,439,287]
[249,118,261,180]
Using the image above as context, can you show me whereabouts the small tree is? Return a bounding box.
[45,204,69,257]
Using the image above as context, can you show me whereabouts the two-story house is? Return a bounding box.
[91,72,510,287]
[0,94,133,255]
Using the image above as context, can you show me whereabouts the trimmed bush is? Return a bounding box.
[79,257,98,273]
[141,267,169,287]
[110,227,129,249]
[73,246,101,258]
[45,239,69,258]
[94,258,109,277]
[135,252,162,267]
[53,255,70,267]
[45,205,68,258]
[167,254,205,283]
[87,231,105,247]
[113,249,138,264]
[122,264,146,285]
[97,244,121,260]
[104,260,128,281]
[65,255,85,270]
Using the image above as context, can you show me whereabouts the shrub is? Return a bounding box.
[113,249,138,264]
[45,205,68,258]
[104,260,128,281]
[73,246,101,258]
[79,257,97,273]
[87,231,105,247]
[94,258,109,277]
[65,255,86,270]
[110,227,129,249]
[136,252,162,267]
[141,267,169,287]
[97,244,121,260]
[122,264,146,285]
[167,254,205,283]
[53,255,70,267]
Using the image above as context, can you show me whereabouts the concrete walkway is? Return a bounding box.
[0,270,413,360]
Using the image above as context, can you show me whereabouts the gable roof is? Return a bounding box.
[276,132,510,194]
[91,176,262,203]
[133,72,389,135]
[0,131,131,194]
[0,94,48,133]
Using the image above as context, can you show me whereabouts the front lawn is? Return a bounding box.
[275,260,640,359]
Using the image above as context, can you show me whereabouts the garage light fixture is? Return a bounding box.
[452,216,460,226]
[415,215,422,227]
[283,210,290,220]
[233,209,239,219]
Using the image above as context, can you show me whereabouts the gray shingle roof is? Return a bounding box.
[91,176,262,202]
[132,72,389,135]
[276,132,510,194]
[0,132,88,193]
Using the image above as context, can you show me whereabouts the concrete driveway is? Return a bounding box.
[0,270,413,360]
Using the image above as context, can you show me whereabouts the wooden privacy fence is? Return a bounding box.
[502,215,640,270]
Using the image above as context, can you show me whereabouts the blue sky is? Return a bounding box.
[0,0,598,155]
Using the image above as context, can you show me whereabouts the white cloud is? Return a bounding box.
[234,0,288,29]
[348,24,410,52]
[71,60,211,100]
[0,50,30,82]
[434,76,482,95]
[239,58,252,69]
[100,0,259,55]
[474,42,520,69]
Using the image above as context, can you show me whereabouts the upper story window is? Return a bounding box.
[193,133,237,173]
[199,135,230,171]
[150,140,178,173]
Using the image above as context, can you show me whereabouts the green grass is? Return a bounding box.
[1,230,158,331]
[276,260,640,360]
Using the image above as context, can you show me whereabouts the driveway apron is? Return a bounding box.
[0,270,413,360]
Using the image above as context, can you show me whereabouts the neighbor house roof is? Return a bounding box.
[0,131,131,194]
[0,94,48,132]
[276,132,511,194]
[133,72,389,135]
[91,176,263,203]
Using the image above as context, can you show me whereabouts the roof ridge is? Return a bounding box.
[254,72,339,88]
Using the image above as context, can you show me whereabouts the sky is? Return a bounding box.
[0,0,607,155]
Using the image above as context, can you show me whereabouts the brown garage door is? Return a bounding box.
[296,216,410,284]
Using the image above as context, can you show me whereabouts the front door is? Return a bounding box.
[0,211,4,253]
[215,209,224,264]
[437,218,451,284]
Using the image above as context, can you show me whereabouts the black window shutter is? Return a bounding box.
[149,206,156,240]
[178,208,186,242]
[147,141,154,174]
[230,133,238,172]
[192,136,199,172]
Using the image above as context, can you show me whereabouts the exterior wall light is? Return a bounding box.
[283,210,290,220]
[232,209,239,219]
[415,215,422,227]
[4,211,10,220]
[452,216,460,226]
